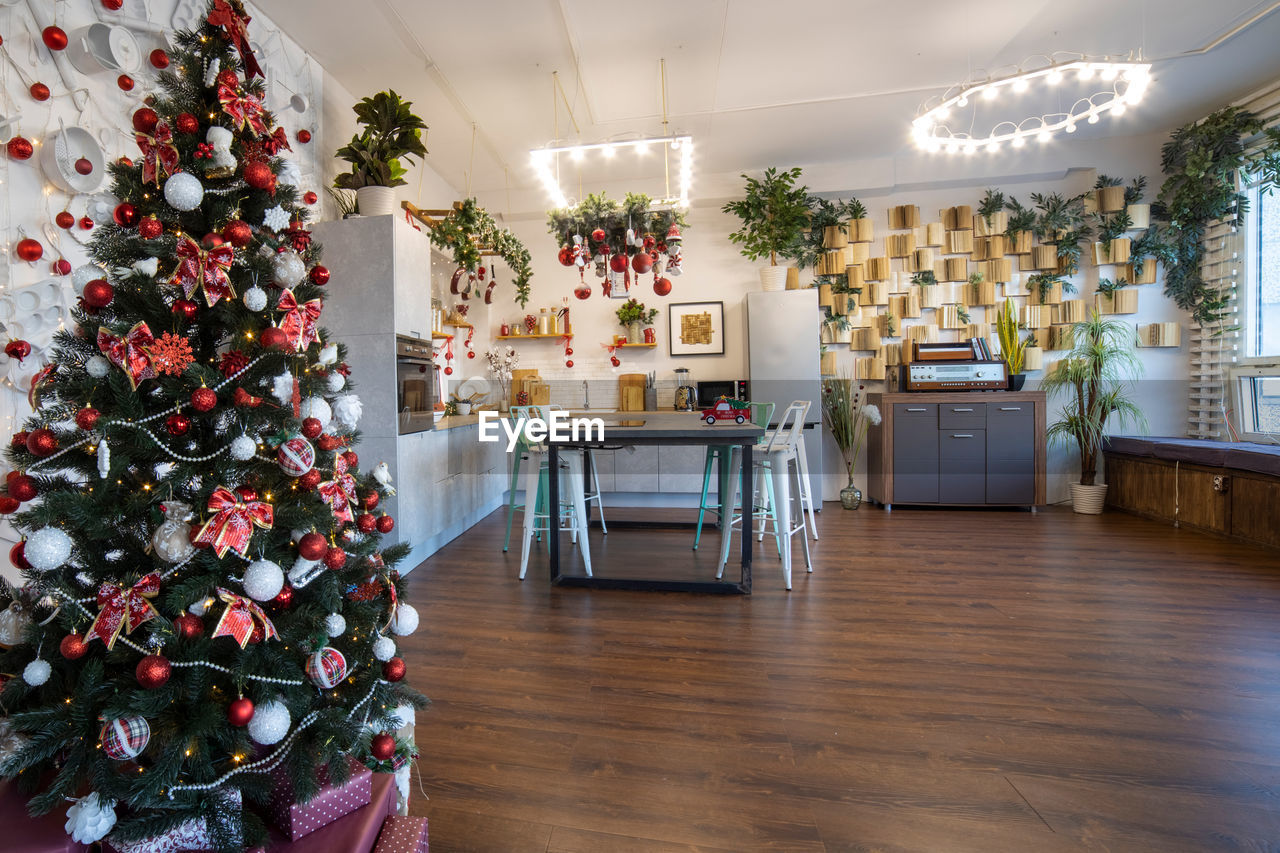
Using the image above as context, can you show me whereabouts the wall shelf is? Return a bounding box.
[497,333,572,340]
[431,332,453,340]
[446,321,473,329]
[614,342,657,348]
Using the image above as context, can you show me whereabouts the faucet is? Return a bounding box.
[582,379,590,410]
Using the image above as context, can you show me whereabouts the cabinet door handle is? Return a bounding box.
[951,407,974,412]
[906,407,928,412]
[998,406,1022,412]
[951,434,974,438]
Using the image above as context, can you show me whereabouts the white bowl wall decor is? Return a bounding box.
[67,24,141,75]
[41,127,105,194]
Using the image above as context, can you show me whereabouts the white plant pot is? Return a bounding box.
[356,186,396,217]
[759,266,789,291]
[1069,482,1108,514]
[455,402,472,416]
[1127,204,1151,230]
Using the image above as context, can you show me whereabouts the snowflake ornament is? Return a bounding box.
[150,332,195,376]
[263,205,291,232]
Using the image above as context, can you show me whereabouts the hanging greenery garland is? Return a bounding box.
[428,198,533,306]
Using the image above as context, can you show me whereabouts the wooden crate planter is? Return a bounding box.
[822,225,849,249]
[903,324,940,344]
[818,283,835,308]
[821,350,837,376]
[1023,304,1052,328]
[864,257,891,281]
[1096,289,1139,315]
[1027,327,1049,349]
[917,222,945,247]
[940,257,968,282]
[942,205,973,231]
[888,205,920,230]
[856,356,887,381]
[889,292,921,319]
[1054,299,1086,325]
[1091,238,1131,265]
[980,258,1012,283]
[1031,245,1059,270]
[1008,231,1033,254]
[886,233,917,258]
[848,217,874,243]
[1023,346,1044,371]
[833,323,853,345]
[944,230,974,254]
[1027,281,1063,306]
[972,210,1009,236]
[1048,324,1075,350]
[1123,260,1158,285]
[1140,322,1181,347]
[858,280,889,306]
[917,284,943,309]
[1097,185,1126,213]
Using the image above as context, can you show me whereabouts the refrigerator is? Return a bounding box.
[745,290,823,500]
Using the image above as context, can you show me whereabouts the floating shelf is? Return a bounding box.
[446,321,473,329]
[431,332,453,340]
[496,333,572,340]
[614,342,657,348]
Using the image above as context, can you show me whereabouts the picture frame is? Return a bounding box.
[668,301,725,356]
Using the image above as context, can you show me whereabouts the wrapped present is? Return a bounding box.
[268,756,372,840]
[250,771,397,853]
[0,780,88,853]
[103,789,240,853]
[373,815,428,853]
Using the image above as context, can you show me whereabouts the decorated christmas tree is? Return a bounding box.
[0,2,423,849]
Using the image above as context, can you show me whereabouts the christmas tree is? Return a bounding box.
[0,2,423,849]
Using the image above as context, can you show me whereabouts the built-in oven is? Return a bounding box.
[396,335,436,434]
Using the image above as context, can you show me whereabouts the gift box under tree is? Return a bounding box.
[267,755,372,840]
[373,815,428,853]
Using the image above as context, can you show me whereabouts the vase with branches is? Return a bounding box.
[821,371,882,509]
[485,345,520,410]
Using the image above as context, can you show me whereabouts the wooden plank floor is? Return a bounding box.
[398,504,1280,852]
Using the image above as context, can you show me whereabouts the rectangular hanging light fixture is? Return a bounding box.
[530,134,694,210]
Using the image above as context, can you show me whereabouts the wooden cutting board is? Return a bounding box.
[618,374,647,412]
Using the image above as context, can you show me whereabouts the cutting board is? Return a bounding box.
[511,369,540,401]
[618,374,647,412]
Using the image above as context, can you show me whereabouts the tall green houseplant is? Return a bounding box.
[334,90,428,216]
[722,167,810,290]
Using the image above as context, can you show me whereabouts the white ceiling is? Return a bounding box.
[255,0,1280,213]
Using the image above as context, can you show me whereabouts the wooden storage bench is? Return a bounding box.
[1103,437,1280,549]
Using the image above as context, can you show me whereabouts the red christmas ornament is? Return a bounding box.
[609,254,628,273]
[309,265,330,286]
[300,418,323,439]
[172,298,199,321]
[8,475,38,503]
[296,129,312,144]
[191,387,217,412]
[611,356,621,367]
[74,157,93,175]
[259,327,288,350]
[558,246,574,267]
[41,26,68,51]
[139,216,163,239]
[101,0,124,9]
[55,211,75,229]
[247,623,265,645]
[298,469,322,491]
[370,733,396,761]
[272,585,294,609]
[9,541,29,568]
[118,156,134,167]
[376,515,395,534]
[5,339,31,363]
[173,613,203,639]
[82,279,114,308]
[175,113,199,135]
[26,428,58,457]
[653,277,672,297]
[136,654,171,689]
[565,360,574,368]
[201,232,225,250]
[363,491,379,510]
[243,160,275,191]
[60,634,88,660]
[52,258,72,276]
[30,82,51,102]
[15,238,43,263]
[165,414,191,436]
[75,407,100,430]
[113,203,138,227]
[343,450,358,468]
[6,137,33,160]
[632,252,653,273]
[467,350,476,359]
[117,75,135,92]
[574,285,591,300]
[381,657,406,682]
[591,228,607,244]
[78,216,94,230]
[227,697,254,726]
[303,191,318,205]
[188,526,210,549]
[216,69,239,89]
[10,431,28,449]
[297,532,327,561]
[222,219,252,247]
[0,496,20,515]
[323,546,347,571]
[234,485,258,502]
[149,48,169,69]
[317,434,342,451]
[565,347,574,356]
[443,366,453,376]
[356,513,377,534]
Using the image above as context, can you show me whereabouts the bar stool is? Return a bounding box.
[717,401,812,589]
[509,407,593,580]
[692,401,774,551]
[761,409,819,541]
[548,405,607,535]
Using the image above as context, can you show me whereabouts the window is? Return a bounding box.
[1234,183,1280,441]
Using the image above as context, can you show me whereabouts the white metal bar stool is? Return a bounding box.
[717,401,812,589]
[761,406,819,541]
[513,409,593,580]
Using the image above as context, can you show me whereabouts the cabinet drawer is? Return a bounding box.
[894,403,937,421]
[939,430,985,458]
[987,403,1034,456]
[939,403,986,430]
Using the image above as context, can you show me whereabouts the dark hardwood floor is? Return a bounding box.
[398,503,1280,852]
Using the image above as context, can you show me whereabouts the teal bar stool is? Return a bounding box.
[692,400,773,550]
[502,406,551,552]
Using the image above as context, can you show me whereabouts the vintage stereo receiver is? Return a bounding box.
[899,340,1009,391]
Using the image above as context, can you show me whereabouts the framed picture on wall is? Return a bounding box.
[669,301,725,356]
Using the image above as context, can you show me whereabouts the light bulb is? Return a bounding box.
[1112,102,1127,116]
[570,147,584,162]
[670,140,681,150]
[946,140,960,154]
[986,141,999,153]
[1078,65,1094,80]
[1013,78,1029,93]
[982,86,998,100]
[1088,113,1100,124]
[1011,136,1025,148]
[602,145,615,158]
[1101,66,1118,81]
[635,142,649,155]
[1038,130,1051,143]
[926,140,941,153]
[957,95,968,107]
[963,142,977,155]
[1047,70,1063,85]
[1065,122,1077,133]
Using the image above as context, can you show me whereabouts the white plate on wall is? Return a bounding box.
[457,376,491,401]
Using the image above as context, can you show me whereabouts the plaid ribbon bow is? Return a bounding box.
[136,122,178,186]
[277,289,322,352]
[212,588,278,648]
[174,237,236,307]
[318,454,357,524]
[97,322,157,390]
[193,487,273,558]
[84,573,161,650]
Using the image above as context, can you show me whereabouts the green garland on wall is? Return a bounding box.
[430,198,534,306]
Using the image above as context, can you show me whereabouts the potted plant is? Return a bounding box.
[1003,196,1037,255]
[1041,311,1147,514]
[616,298,658,344]
[1093,207,1133,265]
[994,298,1030,390]
[723,166,811,291]
[976,188,1008,236]
[334,90,428,217]
[821,370,881,509]
[1125,176,1150,228]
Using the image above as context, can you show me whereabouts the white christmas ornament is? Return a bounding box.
[262,205,290,233]
[277,159,302,188]
[288,556,322,588]
[317,344,338,366]
[333,394,362,429]
[205,126,237,173]
[271,249,306,287]
[271,372,296,406]
[164,172,205,211]
[243,285,268,312]
[325,372,345,393]
[243,559,284,602]
[132,257,160,277]
[204,57,221,87]
[325,613,346,637]
[372,462,396,495]
[247,700,290,745]
[65,793,117,844]
[390,704,415,729]
[24,527,73,571]
[390,603,419,637]
[151,500,196,563]
[72,265,104,295]
[85,356,110,378]
[299,396,332,428]
[23,659,51,686]
[372,636,396,661]
[229,435,257,461]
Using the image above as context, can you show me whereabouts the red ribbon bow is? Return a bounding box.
[212,588,278,648]
[277,289,322,352]
[174,237,236,306]
[97,322,157,390]
[136,122,179,186]
[318,454,357,523]
[218,83,268,137]
[84,573,161,650]
[264,126,292,156]
[284,223,311,253]
[193,486,274,558]
[207,0,263,79]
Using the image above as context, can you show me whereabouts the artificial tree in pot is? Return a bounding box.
[722,166,810,291]
[334,90,428,216]
[994,298,1030,390]
[1041,311,1147,513]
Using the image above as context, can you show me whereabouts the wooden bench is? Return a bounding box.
[1103,437,1280,549]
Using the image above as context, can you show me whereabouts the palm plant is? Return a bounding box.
[1041,312,1146,486]
[334,90,428,190]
